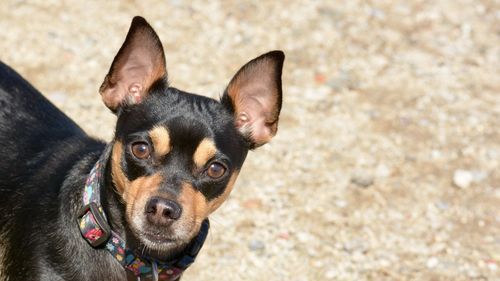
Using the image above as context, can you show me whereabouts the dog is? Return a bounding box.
[0,16,284,281]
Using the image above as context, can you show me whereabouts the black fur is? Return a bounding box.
[0,61,247,280]
[0,16,283,281]
[0,61,120,280]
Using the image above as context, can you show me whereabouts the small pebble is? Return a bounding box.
[426,257,439,268]
[296,232,313,243]
[453,169,473,189]
[277,232,290,240]
[351,170,374,188]
[335,200,348,208]
[375,163,391,178]
[435,201,450,210]
[342,239,367,253]
[325,269,337,279]
[487,260,498,271]
[242,198,263,210]
[248,239,266,252]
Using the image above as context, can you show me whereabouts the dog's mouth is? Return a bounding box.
[139,230,176,244]
[127,214,201,259]
[125,228,186,261]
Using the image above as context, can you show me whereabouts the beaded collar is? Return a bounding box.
[77,148,209,281]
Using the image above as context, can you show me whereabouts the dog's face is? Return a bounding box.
[99,17,284,255]
[109,89,247,253]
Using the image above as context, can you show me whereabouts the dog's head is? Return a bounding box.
[99,17,284,256]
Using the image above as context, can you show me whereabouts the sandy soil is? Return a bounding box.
[1,1,499,280]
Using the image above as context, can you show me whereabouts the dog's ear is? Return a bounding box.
[221,51,284,148]
[99,16,167,112]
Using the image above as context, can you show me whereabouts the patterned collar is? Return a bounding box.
[77,148,209,281]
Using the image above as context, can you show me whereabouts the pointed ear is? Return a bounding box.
[99,16,167,112]
[221,50,284,148]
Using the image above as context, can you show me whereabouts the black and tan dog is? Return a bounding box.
[0,16,283,281]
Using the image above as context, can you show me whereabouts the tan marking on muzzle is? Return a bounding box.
[149,126,171,157]
[125,174,163,222]
[111,141,163,205]
[179,183,209,223]
[193,138,217,168]
[111,141,164,220]
[177,172,240,238]
[178,171,240,223]
[178,182,209,238]
[207,171,240,213]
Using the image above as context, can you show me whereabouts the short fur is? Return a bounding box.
[0,16,284,281]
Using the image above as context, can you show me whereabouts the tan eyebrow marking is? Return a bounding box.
[193,138,217,168]
[149,126,171,157]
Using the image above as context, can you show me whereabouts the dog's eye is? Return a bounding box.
[207,162,226,179]
[131,142,151,159]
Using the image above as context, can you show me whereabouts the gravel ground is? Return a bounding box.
[1,1,499,280]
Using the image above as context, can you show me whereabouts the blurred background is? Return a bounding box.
[1,1,499,280]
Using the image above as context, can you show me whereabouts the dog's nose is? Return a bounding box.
[145,197,182,226]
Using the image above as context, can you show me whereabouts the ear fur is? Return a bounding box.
[221,50,284,148]
[99,16,167,112]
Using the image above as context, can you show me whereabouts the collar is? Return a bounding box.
[77,147,209,281]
